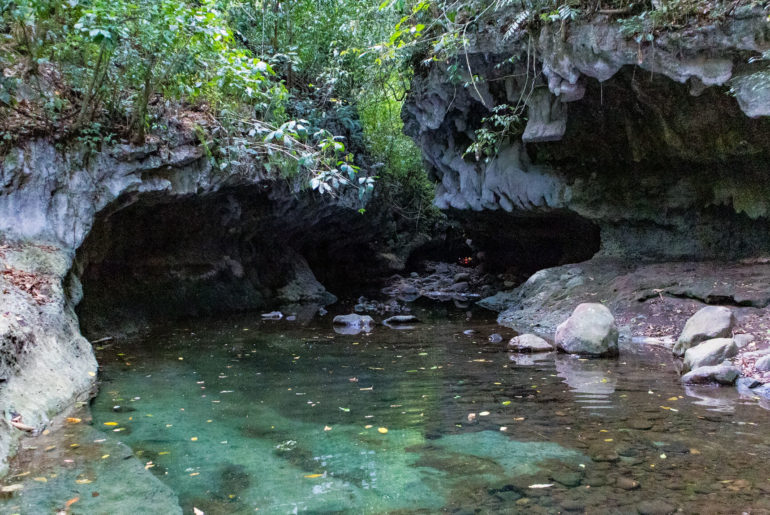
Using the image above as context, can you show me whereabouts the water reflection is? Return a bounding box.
[554,354,617,412]
[684,385,740,412]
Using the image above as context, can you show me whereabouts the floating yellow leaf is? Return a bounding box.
[604,439,614,442]
[101,454,109,459]
[75,478,92,484]
[66,417,81,424]
[378,427,388,434]
[324,426,332,431]
[33,477,47,483]
[65,496,79,508]
[364,425,372,429]
[189,472,199,477]
[667,396,679,401]
[88,371,96,377]
[690,448,701,455]
[159,451,170,455]
[190,437,198,441]
[501,401,511,406]
[479,411,490,416]
[304,474,323,478]
[103,422,118,426]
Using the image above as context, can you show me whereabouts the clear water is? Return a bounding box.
[5,308,770,514]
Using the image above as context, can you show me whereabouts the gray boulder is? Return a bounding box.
[683,338,738,372]
[333,314,374,328]
[734,333,755,349]
[755,354,770,372]
[508,334,554,353]
[554,303,618,357]
[681,363,740,385]
[673,306,734,356]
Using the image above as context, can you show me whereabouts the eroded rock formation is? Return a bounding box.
[404,8,770,260]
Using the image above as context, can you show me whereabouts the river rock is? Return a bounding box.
[673,306,735,356]
[734,333,755,349]
[636,500,676,515]
[383,315,420,325]
[755,354,770,372]
[555,303,619,357]
[681,363,740,384]
[508,334,554,353]
[616,477,640,490]
[454,272,471,283]
[333,314,374,328]
[683,338,738,371]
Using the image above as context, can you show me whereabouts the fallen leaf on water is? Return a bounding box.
[604,439,614,442]
[193,508,204,515]
[339,407,350,412]
[690,448,701,455]
[528,484,553,489]
[0,484,23,493]
[101,454,109,459]
[189,472,200,477]
[501,401,511,406]
[33,477,47,483]
[304,474,323,478]
[190,437,198,441]
[103,422,118,426]
[75,478,92,484]
[514,417,525,421]
[378,427,388,434]
[364,425,372,429]
[88,372,96,377]
[65,496,79,508]
[66,417,81,424]
[667,396,679,401]
[324,426,332,431]
[159,451,170,455]
[479,411,490,416]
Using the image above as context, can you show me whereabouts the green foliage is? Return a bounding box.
[464,104,525,161]
[359,74,440,229]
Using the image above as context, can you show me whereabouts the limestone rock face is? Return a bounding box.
[674,306,735,356]
[555,303,619,357]
[403,10,770,262]
[683,338,738,371]
[508,334,554,353]
[681,363,740,385]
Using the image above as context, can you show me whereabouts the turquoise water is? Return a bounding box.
[5,308,770,513]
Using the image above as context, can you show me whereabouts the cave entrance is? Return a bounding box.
[407,209,601,281]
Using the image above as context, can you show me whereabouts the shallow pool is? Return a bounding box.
[4,307,770,513]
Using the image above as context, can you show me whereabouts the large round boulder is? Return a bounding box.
[673,306,734,356]
[554,303,619,357]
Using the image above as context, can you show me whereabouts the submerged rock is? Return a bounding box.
[508,334,554,353]
[674,306,735,356]
[555,303,619,357]
[383,315,420,326]
[683,338,738,372]
[681,364,740,385]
